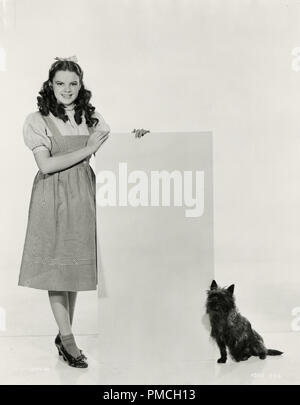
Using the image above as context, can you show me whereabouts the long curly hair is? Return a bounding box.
[37,59,99,128]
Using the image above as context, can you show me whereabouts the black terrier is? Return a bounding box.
[206,280,283,363]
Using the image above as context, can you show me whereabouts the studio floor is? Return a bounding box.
[0,332,298,385]
[1,260,299,384]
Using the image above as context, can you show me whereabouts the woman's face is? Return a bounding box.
[51,70,81,106]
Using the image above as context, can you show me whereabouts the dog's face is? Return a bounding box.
[206,280,235,313]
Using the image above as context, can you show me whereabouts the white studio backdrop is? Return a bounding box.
[0,0,300,342]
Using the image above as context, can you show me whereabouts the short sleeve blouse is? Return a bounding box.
[23,110,110,154]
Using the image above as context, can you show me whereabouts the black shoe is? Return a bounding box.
[55,339,88,369]
[55,334,87,360]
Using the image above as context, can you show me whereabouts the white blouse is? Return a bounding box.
[23,109,110,154]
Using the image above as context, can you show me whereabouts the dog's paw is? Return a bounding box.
[217,357,227,363]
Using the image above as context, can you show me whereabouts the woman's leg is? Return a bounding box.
[48,291,71,335]
[67,292,88,360]
[48,290,81,358]
[68,292,77,326]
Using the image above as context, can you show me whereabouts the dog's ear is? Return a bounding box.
[227,284,235,295]
[210,280,218,290]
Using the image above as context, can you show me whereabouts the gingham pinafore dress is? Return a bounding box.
[18,113,98,291]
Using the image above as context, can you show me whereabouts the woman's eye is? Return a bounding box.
[55,82,78,87]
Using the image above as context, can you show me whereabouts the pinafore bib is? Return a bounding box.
[18,113,98,291]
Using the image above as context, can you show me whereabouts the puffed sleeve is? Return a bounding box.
[23,112,52,154]
[92,110,111,132]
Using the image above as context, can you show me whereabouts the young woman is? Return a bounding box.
[18,56,148,368]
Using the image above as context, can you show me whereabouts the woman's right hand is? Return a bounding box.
[87,130,110,154]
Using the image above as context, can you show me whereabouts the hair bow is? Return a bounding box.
[54,55,78,63]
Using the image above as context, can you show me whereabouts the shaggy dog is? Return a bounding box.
[206,280,283,363]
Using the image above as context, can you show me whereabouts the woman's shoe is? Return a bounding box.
[55,334,87,360]
[55,334,62,356]
[56,340,88,369]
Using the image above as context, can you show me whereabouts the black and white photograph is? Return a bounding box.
[1,0,300,389]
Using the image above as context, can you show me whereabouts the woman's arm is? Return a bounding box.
[34,130,109,174]
[34,145,93,175]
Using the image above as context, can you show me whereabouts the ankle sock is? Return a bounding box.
[59,333,81,358]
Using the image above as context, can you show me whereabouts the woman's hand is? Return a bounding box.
[87,130,110,154]
[131,128,150,138]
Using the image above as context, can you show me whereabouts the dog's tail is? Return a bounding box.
[267,349,283,356]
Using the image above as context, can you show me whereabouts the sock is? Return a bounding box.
[60,333,81,358]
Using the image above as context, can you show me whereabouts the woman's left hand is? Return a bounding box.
[132,128,150,138]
